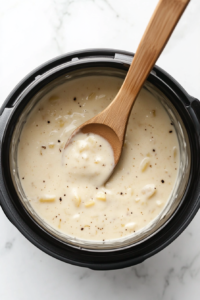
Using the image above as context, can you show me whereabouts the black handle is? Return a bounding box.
[189,97,200,137]
[0,108,14,208]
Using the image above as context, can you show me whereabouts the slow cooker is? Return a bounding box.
[0,49,200,270]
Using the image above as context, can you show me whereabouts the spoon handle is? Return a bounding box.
[101,0,190,140]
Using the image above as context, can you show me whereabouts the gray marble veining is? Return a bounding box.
[0,0,200,299]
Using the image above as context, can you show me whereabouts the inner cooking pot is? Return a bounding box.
[0,49,200,270]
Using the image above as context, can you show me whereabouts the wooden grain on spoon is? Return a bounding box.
[65,0,190,167]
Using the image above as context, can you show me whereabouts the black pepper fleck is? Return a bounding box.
[59,197,62,201]
[169,130,173,133]
[81,228,84,231]
[73,97,76,101]
[41,146,46,149]
[153,149,155,152]
[47,121,50,124]
[58,140,61,143]
[161,180,165,183]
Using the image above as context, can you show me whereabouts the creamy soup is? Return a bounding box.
[18,76,179,241]
[64,132,115,187]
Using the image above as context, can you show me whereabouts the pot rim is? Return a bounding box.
[0,48,200,270]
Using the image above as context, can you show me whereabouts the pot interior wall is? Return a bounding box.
[9,66,191,251]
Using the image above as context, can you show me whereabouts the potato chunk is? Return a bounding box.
[96,191,106,201]
[156,200,163,207]
[39,196,55,203]
[125,222,136,231]
[85,200,95,207]
[140,157,150,172]
[72,191,81,207]
[141,184,156,199]
[173,146,177,160]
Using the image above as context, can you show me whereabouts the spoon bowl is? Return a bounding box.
[66,123,122,165]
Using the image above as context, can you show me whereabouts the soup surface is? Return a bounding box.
[18,76,179,241]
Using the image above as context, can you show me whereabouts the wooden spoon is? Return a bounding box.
[65,0,190,168]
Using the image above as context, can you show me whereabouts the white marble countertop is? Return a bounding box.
[0,0,200,299]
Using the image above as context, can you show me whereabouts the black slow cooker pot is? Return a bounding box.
[0,49,200,270]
